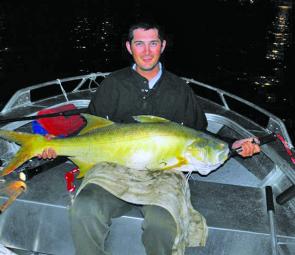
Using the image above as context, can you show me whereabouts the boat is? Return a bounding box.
[0,72,294,255]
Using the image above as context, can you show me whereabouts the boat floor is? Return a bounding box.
[1,158,295,255]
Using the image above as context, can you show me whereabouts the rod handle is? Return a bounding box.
[266,186,275,212]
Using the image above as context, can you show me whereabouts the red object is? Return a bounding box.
[37,104,85,137]
[276,133,295,165]
[65,167,80,193]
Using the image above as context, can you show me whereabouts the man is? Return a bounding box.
[40,22,260,254]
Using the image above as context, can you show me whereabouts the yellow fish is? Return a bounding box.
[0,114,229,177]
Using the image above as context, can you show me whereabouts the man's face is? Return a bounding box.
[126,28,166,72]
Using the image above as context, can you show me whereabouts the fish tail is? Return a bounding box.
[0,130,47,176]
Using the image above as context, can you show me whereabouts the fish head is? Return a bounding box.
[185,134,230,175]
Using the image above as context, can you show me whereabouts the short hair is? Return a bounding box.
[127,21,165,43]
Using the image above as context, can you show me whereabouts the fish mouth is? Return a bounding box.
[218,147,230,162]
[185,148,229,176]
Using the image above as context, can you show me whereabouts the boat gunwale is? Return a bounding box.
[1,72,292,149]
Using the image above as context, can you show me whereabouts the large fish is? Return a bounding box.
[0,114,229,178]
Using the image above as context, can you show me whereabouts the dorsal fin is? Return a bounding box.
[79,114,114,135]
[133,115,170,123]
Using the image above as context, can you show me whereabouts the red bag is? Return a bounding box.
[36,104,85,137]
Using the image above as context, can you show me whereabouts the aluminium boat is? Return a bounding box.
[0,72,294,255]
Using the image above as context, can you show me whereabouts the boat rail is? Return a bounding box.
[183,78,293,149]
[0,72,293,149]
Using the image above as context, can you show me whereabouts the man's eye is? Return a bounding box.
[134,42,143,47]
[150,42,159,47]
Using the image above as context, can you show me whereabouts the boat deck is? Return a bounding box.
[1,157,294,255]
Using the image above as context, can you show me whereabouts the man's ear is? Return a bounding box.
[126,41,132,55]
[161,40,167,53]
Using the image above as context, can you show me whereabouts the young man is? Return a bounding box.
[41,22,260,254]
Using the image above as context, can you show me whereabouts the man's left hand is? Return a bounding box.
[231,137,261,158]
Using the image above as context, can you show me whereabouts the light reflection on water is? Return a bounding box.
[68,14,121,74]
[254,3,291,89]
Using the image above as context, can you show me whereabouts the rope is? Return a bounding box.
[185,170,193,182]
[57,79,69,102]
[89,75,100,92]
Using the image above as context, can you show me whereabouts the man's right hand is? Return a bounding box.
[37,147,57,159]
[37,134,57,159]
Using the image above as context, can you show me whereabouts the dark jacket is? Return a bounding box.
[88,67,208,130]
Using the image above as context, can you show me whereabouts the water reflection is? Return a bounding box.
[0,1,293,140]
[266,5,291,62]
[254,3,291,88]
[252,1,292,109]
[69,13,120,74]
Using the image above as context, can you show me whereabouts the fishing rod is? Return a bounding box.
[0,108,89,125]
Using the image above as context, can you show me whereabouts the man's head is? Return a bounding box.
[126,22,166,74]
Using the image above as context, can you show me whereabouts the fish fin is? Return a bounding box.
[1,148,34,176]
[0,130,46,176]
[79,114,114,135]
[69,157,94,178]
[133,115,170,123]
[161,156,188,170]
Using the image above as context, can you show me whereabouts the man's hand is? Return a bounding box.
[231,137,261,158]
[37,147,57,159]
[37,134,57,159]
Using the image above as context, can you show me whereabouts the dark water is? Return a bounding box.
[0,0,293,140]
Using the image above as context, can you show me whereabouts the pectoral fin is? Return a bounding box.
[161,156,188,170]
[69,157,95,178]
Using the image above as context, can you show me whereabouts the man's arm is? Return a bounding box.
[183,85,260,158]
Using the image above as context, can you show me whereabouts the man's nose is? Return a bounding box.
[144,44,151,54]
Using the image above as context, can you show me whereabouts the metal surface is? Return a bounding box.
[0,160,294,254]
[0,73,295,254]
[0,161,76,254]
[269,210,279,255]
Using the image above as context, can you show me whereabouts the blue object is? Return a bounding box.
[32,120,48,135]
